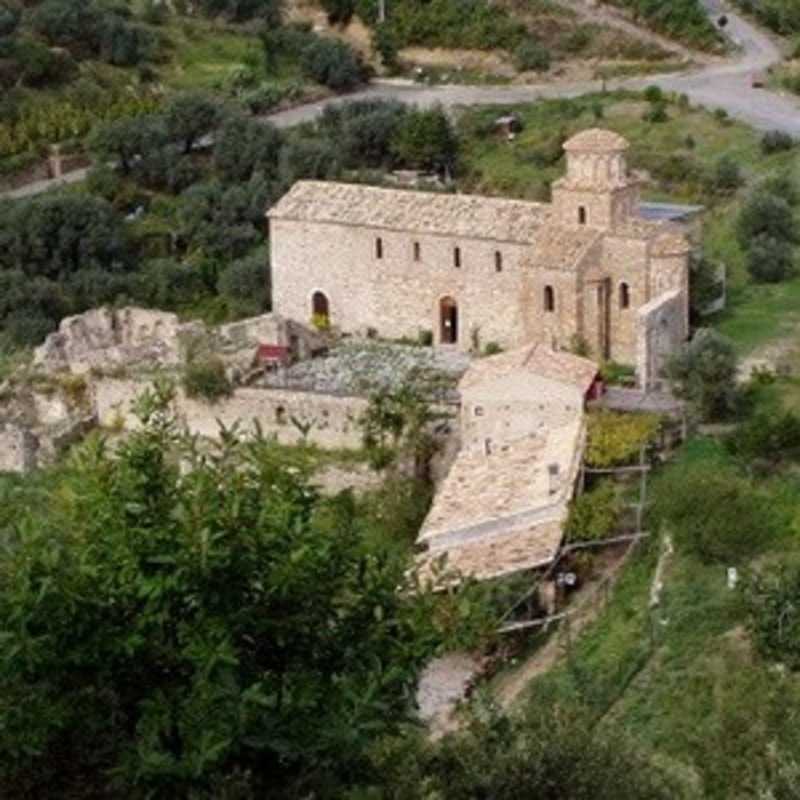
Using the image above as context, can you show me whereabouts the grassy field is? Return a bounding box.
[510,437,800,798]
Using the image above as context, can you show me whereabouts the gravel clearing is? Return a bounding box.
[260,341,471,397]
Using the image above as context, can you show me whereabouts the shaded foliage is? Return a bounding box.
[0,387,484,797]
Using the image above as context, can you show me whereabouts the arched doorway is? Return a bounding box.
[311,291,330,326]
[440,296,458,344]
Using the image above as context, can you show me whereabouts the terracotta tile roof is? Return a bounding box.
[563,128,629,152]
[267,181,548,244]
[459,344,598,394]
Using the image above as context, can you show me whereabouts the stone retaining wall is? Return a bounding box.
[94,379,368,449]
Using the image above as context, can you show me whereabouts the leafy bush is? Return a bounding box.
[565,482,621,542]
[0,389,485,797]
[761,129,795,154]
[0,194,129,277]
[163,90,225,154]
[319,99,408,168]
[182,355,233,401]
[278,135,343,182]
[667,329,738,420]
[689,253,724,320]
[643,100,669,123]
[585,411,661,467]
[746,234,796,283]
[301,36,364,90]
[213,115,283,182]
[390,106,458,172]
[652,464,780,563]
[608,0,720,48]
[320,0,356,24]
[196,0,284,23]
[178,177,272,258]
[727,410,800,468]
[747,565,800,669]
[32,0,153,66]
[376,0,527,50]
[513,39,551,72]
[217,251,269,315]
[713,155,743,193]
[737,191,797,247]
[643,84,664,103]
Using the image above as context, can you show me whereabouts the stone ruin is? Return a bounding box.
[1,306,321,473]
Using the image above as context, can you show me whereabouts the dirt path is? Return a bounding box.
[494,546,635,709]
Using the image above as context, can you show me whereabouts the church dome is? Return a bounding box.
[563,128,629,153]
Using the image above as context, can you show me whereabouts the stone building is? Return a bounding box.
[268,128,692,387]
[416,345,597,586]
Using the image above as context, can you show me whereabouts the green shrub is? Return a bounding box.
[761,129,795,154]
[643,101,669,123]
[727,410,800,467]
[747,565,800,669]
[667,329,738,421]
[390,106,458,172]
[513,39,551,72]
[565,482,621,542]
[746,234,796,283]
[713,155,743,193]
[300,36,364,90]
[652,464,780,564]
[586,411,661,467]
[643,84,663,103]
[737,191,797,247]
[182,356,233,402]
[217,252,269,314]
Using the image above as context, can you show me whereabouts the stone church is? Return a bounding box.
[267,128,692,386]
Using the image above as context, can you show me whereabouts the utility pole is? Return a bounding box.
[378,0,386,23]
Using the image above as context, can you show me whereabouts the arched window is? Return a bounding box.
[275,405,287,425]
[494,251,503,272]
[619,281,630,309]
[578,206,587,225]
[454,246,461,268]
[375,237,383,259]
[544,285,555,312]
[311,290,330,325]
[413,241,421,261]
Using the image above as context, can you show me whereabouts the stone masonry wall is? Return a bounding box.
[94,379,368,449]
[599,235,652,365]
[270,218,591,353]
[636,289,685,390]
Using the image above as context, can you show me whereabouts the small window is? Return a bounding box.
[474,405,484,417]
[375,237,383,259]
[413,241,421,261]
[620,281,630,309]
[494,251,503,272]
[578,206,587,225]
[454,246,461,268]
[544,285,555,312]
[276,406,287,425]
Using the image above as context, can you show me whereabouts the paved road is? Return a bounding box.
[3,0,799,200]
[268,0,799,134]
